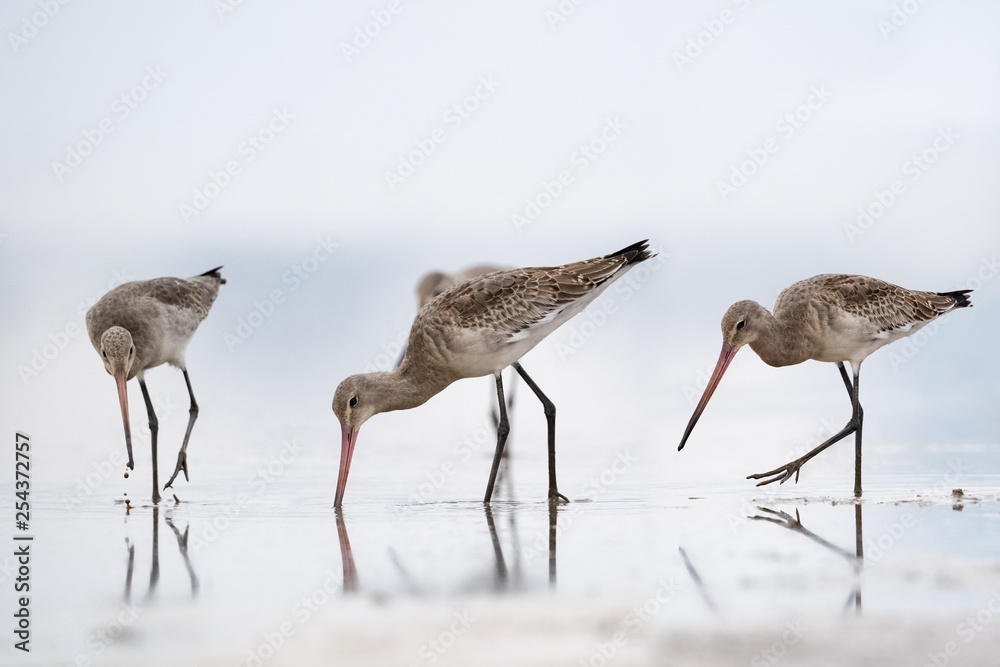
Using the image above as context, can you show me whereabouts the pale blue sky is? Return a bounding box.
[1,0,998,486]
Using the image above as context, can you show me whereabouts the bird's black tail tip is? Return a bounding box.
[939,288,972,308]
[200,266,227,284]
[609,239,655,265]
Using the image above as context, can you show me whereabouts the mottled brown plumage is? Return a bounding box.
[86,267,226,503]
[332,240,656,507]
[415,265,506,308]
[679,273,972,497]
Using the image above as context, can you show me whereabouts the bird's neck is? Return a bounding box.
[747,305,812,367]
[370,363,451,415]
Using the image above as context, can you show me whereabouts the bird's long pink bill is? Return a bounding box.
[115,371,135,469]
[678,343,739,451]
[334,424,359,508]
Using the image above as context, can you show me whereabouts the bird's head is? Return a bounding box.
[415,271,449,308]
[100,326,137,379]
[100,326,136,469]
[720,300,762,350]
[331,374,383,507]
[678,300,766,452]
[332,374,381,431]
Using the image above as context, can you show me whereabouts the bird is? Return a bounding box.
[677,274,972,497]
[415,265,508,309]
[408,264,519,461]
[86,267,226,504]
[332,240,656,507]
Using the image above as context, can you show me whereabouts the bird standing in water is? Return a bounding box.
[333,241,655,507]
[86,267,226,503]
[678,274,971,497]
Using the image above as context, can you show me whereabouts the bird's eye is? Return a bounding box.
[102,350,107,359]
[736,320,746,330]
[349,396,358,408]
[129,346,134,355]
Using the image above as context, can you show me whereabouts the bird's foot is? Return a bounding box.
[548,490,570,504]
[748,506,802,529]
[746,458,806,487]
[163,452,189,489]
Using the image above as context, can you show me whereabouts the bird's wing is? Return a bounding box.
[815,274,962,334]
[427,250,640,340]
[138,276,221,321]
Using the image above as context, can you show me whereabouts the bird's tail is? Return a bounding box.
[607,239,655,265]
[198,266,227,285]
[938,289,972,308]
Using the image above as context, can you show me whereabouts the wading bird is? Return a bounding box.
[677,274,971,497]
[333,241,655,507]
[407,264,519,450]
[86,267,226,503]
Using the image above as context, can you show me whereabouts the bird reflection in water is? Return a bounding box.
[750,504,863,614]
[122,506,200,603]
[335,510,359,594]
[678,546,719,613]
[333,502,560,596]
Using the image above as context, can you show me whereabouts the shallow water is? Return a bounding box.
[4,430,1000,666]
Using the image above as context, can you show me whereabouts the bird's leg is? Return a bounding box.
[748,364,864,488]
[483,373,511,504]
[548,500,558,589]
[148,505,160,599]
[836,361,866,497]
[123,538,135,604]
[852,369,864,498]
[837,361,854,395]
[165,514,199,598]
[512,362,569,504]
[484,504,508,589]
[138,378,161,504]
[489,370,517,457]
[165,369,199,489]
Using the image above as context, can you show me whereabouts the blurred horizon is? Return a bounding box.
[1,0,998,499]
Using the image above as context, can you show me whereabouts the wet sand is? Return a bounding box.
[6,438,1000,666]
